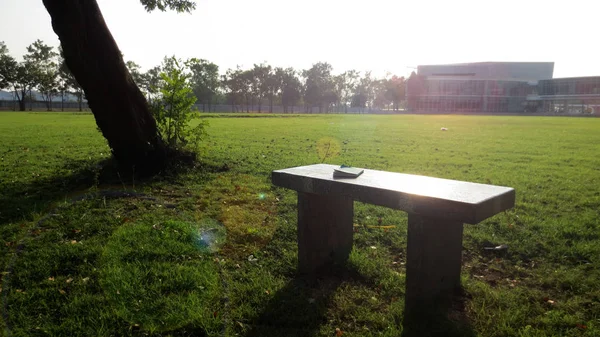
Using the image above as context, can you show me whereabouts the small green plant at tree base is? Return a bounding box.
[150,56,207,150]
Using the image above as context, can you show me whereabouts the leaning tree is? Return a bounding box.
[41,0,196,173]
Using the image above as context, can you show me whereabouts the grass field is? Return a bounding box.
[1,112,599,336]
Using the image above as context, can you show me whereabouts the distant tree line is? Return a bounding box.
[0,40,84,111]
[0,40,407,113]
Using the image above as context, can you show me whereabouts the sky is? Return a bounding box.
[0,0,598,78]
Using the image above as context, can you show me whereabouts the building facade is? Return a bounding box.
[407,62,600,114]
[538,77,600,113]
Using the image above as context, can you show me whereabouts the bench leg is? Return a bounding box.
[405,213,463,312]
[297,192,354,274]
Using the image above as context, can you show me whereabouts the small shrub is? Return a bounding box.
[150,56,208,150]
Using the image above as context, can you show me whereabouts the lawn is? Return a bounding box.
[0,112,599,336]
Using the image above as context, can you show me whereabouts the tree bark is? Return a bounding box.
[15,90,26,111]
[42,0,166,173]
[44,94,52,111]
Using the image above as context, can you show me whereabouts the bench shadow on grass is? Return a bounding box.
[242,274,344,337]
[244,265,476,337]
[401,289,476,337]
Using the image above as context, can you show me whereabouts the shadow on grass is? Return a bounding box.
[243,275,343,337]
[0,156,228,336]
[242,262,475,337]
[0,156,228,227]
[401,289,476,337]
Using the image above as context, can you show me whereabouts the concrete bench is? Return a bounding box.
[272,164,515,310]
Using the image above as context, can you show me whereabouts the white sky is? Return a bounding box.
[0,0,598,78]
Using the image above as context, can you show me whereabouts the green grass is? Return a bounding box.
[1,112,599,336]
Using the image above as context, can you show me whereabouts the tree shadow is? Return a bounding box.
[1,158,106,227]
[0,156,228,227]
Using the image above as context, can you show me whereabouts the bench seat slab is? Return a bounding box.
[273,164,515,224]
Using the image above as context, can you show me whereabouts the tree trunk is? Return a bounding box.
[42,0,166,173]
[45,94,52,111]
[15,90,26,111]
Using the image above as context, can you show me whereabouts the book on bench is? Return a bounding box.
[333,165,364,178]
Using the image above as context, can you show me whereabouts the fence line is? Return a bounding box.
[193,104,394,114]
[0,100,89,111]
[0,100,399,114]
